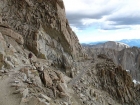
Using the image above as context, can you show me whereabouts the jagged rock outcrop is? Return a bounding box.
[84,42,140,81]
[96,56,140,104]
[68,54,140,105]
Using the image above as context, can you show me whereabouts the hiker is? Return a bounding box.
[28,52,33,65]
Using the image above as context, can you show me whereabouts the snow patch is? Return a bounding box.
[133,79,140,84]
[126,70,130,72]
[117,42,130,48]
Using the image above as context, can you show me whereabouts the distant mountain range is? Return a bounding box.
[82,39,140,47]
[86,41,130,51]
[83,40,140,81]
[119,39,140,47]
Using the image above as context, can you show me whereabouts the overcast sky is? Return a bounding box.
[63,0,140,43]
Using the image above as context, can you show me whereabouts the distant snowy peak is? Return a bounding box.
[92,41,130,51]
[82,39,140,47]
[119,39,140,47]
[105,41,130,48]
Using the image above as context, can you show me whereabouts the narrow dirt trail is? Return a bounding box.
[0,73,20,105]
[68,61,95,86]
[0,66,29,105]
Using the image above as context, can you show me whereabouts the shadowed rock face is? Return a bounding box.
[96,57,140,104]
[84,42,140,81]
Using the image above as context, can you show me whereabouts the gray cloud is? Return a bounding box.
[100,15,140,30]
[64,0,140,31]
[66,8,115,29]
[100,25,131,30]
[108,16,140,25]
[100,26,122,30]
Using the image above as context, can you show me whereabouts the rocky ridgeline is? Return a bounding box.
[84,42,140,81]
[96,55,140,104]
[70,54,140,105]
[0,0,140,105]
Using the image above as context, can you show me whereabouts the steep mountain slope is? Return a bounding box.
[0,0,140,105]
[83,42,140,82]
[0,0,87,71]
[119,47,140,81]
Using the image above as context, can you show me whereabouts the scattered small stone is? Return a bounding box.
[14,80,20,83]
[63,102,69,105]
[11,83,21,87]
[39,94,51,102]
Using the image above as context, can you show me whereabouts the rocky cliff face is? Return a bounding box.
[84,42,140,82]
[119,47,140,81]
[69,55,140,105]
[95,56,140,104]
[0,1,140,105]
[0,0,87,71]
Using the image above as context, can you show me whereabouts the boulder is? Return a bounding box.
[0,27,24,44]
[39,94,51,102]
[55,71,64,83]
[57,82,65,92]
[42,70,53,87]
[49,72,59,81]
[59,92,67,98]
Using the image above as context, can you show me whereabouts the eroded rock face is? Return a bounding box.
[0,0,86,68]
[96,59,135,104]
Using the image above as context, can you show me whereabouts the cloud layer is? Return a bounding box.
[63,0,140,42]
[63,0,140,30]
